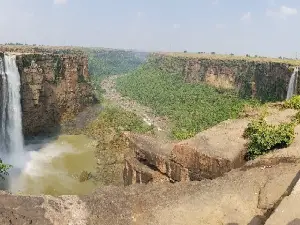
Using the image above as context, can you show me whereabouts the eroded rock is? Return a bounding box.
[13,53,96,136]
[1,163,299,225]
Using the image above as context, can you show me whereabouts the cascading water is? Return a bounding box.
[0,54,25,168]
[0,54,97,195]
[286,67,299,100]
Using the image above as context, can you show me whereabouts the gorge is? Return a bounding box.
[1,47,300,224]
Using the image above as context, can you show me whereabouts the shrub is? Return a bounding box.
[244,119,296,160]
[293,111,300,123]
[0,159,12,180]
[284,95,300,109]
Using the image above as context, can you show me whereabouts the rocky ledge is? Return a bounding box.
[123,108,300,186]
[1,162,300,225]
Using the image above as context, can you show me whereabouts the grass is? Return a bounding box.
[84,104,153,140]
[284,95,300,109]
[160,52,300,66]
[116,64,259,140]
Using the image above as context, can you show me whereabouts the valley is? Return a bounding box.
[0,45,300,224]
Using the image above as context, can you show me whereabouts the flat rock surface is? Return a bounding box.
[265,174,300,225]
[1,163,300,225]
[174,119,249,160]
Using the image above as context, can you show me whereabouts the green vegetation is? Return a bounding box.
[83,105,153,186]
[284,95,300,109]
[293,111,300,122]
[53,57,64,84]
[84,48,148,102]
[116,64,258,140]
[164,52,300,66]
[243,119,296,160]
[0,159,12,180]
[84,105,153,140]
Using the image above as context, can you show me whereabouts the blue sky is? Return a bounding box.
[0,0,299,57]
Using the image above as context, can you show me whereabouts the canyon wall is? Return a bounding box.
[149,53,299,102]
[18,53,96,136]
[0,50,96,136]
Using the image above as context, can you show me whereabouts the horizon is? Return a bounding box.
[1,0,300,58]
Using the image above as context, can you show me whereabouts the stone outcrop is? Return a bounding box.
[149,53,299,102]
[123,108,300,186]
[1,163,300,224]
[11,53,96,136]
[123,119,249,185]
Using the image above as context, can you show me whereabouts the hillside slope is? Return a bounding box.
[116,53,300,139]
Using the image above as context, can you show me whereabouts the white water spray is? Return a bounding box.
[286,67,299,100]
[0,54,25,168]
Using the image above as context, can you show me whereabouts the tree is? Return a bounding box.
[184,50,187,53]
[0,159,12,180]
[211,52,216,55]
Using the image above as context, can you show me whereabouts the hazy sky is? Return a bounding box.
[0,0,300,57]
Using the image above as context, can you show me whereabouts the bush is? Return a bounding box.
[244,119,296,160]
[293,111,300,123]
[0,159,12,179]
[284,95,300,109]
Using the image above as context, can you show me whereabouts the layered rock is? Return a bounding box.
[149,53,299,102]
[123,108,300,186]
[123,118,249,185]
[18,53,96,136]
[0,50,96,136]
[1,163,300,224]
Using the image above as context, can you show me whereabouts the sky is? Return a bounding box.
[0,0,300,57]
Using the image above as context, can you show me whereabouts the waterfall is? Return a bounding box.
[0,54,24,168]
[286,67,299,100]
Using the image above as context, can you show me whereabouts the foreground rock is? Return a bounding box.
[124,119,249,184]
[124,108,300,186]
[1,163,299,224]
[265,174,300,225]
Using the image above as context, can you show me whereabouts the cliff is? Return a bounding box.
[149,53,300,102]
[0,50,96,136]
[19,53,96,136]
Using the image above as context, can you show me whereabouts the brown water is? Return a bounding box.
[12,135,98,196]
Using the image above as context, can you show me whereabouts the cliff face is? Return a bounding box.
[149,54,298,102]
[15,53,96,136]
